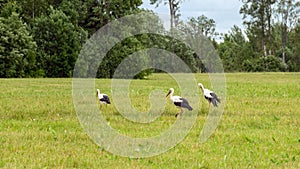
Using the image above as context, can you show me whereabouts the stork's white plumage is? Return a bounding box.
[198,83,220,108]
[96,89,111,109]
[166,88,193,117]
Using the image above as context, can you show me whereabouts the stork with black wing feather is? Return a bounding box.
[96,89,111,110]
[166,88,193,117]
[198,83,220,108]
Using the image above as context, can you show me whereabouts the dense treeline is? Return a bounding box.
[220,0,300,72]
[0,0,299,78]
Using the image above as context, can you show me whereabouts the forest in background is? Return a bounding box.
[0,0,299,78]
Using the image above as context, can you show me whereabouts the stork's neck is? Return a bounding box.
[169,90,174,99]
[200,86,204,93]
[97,91,101,99]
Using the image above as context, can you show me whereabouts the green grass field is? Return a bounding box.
[1,73,299,168]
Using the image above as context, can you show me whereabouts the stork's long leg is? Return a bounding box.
[175,108,184,118]
[208,100,211,109]
[175,108,182,117]
[104,104,108,113]
[99,103,103,111]
[180,108,183,117]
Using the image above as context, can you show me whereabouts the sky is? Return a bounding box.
[140,0,245,34]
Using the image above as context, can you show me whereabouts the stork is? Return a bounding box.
[96,89,111,109]
[198,83,220,108]
[166,88,193,117]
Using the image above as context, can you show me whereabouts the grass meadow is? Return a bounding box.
[0,73,299,168]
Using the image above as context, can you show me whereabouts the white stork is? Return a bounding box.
[198,83,220,108]
[166,88,193,117]
[96,89,111,109]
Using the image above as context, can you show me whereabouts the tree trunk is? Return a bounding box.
[169,0,175,29]
[32,0,35,19]
[262,23,267,57]
[267,6,272,55]
[168,0,175,69]
[281,7,289,64]
[282,24,287,63]
[260,4,267,58]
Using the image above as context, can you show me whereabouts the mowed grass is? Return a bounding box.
[0,73,299,168]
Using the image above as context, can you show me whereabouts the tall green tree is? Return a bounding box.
[0,12,37,77]
[15,0,52,23]
[177,15,218,72]
[0,0,22,17]
[240,0,276,58]
[179,15,217,39]
[289,22,300,71]
[226,25,246,45]
[78,0,143,36]
[149,0,186,74]
[96,11,167,78]
[74,11,166,79]
[218,25,250,72]
[32,7,87,77]
[150,0,183,28]
[276,0,300,63]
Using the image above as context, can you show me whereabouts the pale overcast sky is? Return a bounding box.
[140,0,245,34]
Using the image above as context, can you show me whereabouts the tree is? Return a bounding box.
[32,7,87,77]
[100,11,169,78]
[79,0,143,36]
[149,0,185,74]
[276,0,300,63]
[257,55,287,71]
[218,25,256,72]
[0,0,22,18]
[98,35,150,79]
[150,0,183,28]
[177,15,218,72]
[179,15,217,39]
[14,0,52,23]
[226,25,246,44]
[289,22,300,71]
[240,0,276,58]
[0,12,37,77]
[74,11,166,79]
